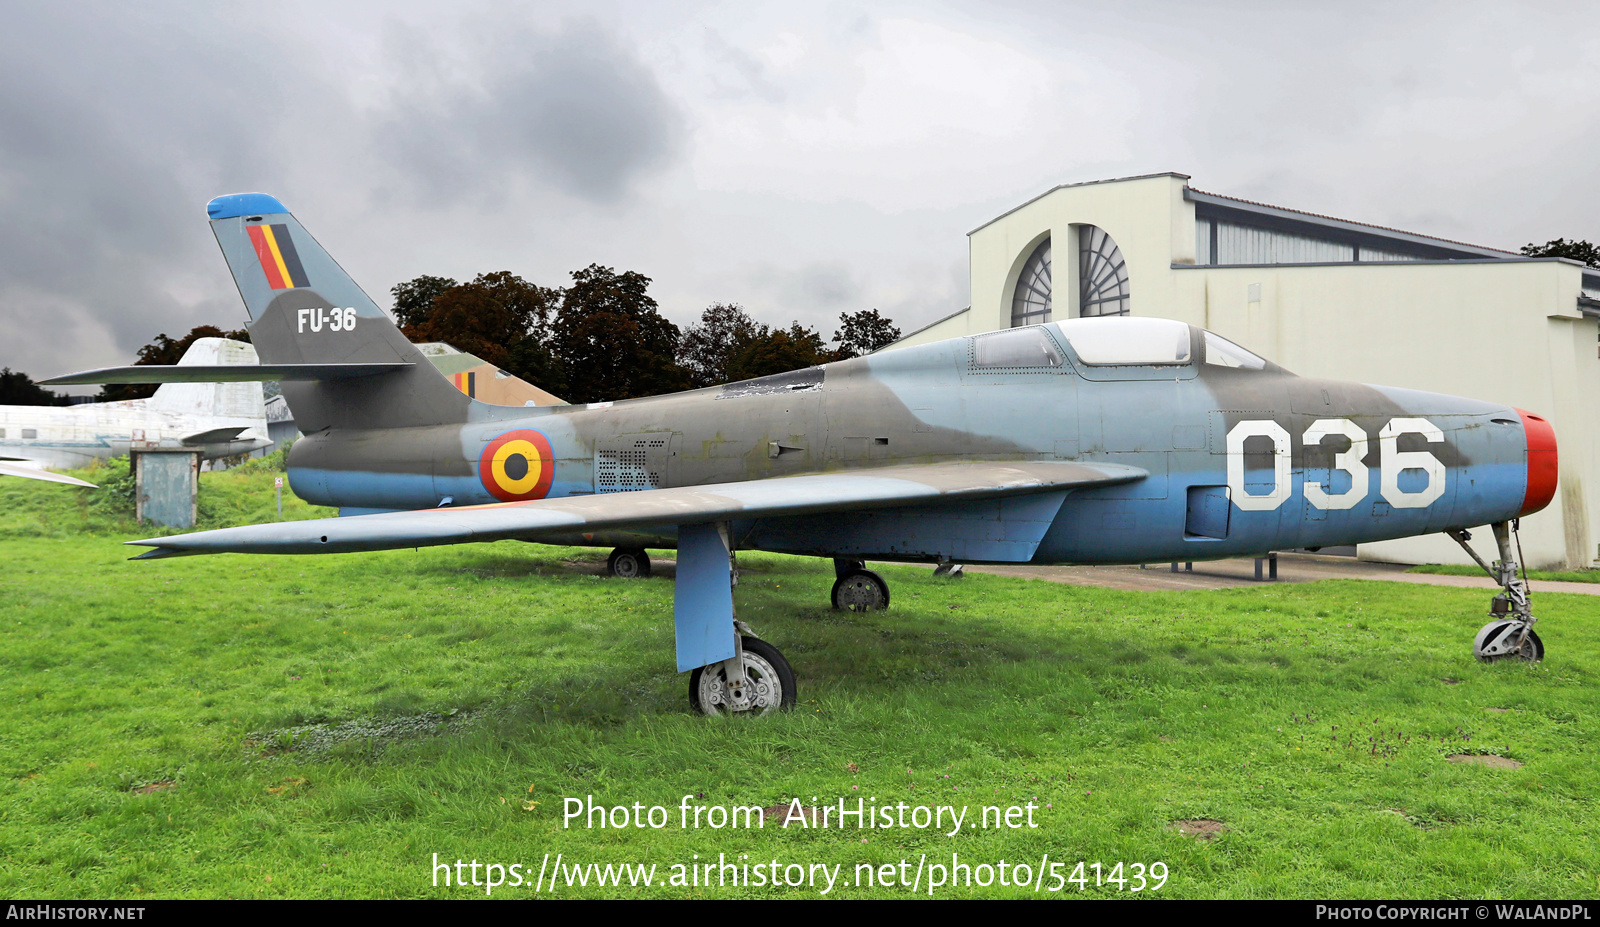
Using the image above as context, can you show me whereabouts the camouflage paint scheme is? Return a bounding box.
[46,194,1558,700]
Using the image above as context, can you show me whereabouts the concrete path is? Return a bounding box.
[962,553,1600,596]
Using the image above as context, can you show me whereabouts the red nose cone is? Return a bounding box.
[1517,409,1558,516]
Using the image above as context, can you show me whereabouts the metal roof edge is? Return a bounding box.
[1172,256,1581,271]
[967,172,1192,237]
[1186,189,1516,259]
[894,306,972,343]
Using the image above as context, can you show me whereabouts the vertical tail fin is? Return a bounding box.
[206,193,469,431]
[146,338,266,421]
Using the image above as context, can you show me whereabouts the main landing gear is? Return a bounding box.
[675,523,796,717]
[689,624,797,715]
[1447,521,1544,663]
[606,547,651,578]
[831,558,890,611]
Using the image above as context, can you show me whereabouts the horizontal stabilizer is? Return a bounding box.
[180,427,248,446]
[0,460,97,488]
[128,460,1146,559]
[42,363,413,386]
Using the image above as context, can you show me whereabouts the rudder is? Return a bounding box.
[206,193,469,432]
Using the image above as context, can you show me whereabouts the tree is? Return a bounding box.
[97,324,251,402]
[503,337,568,400]
[396,271,566,395]
[390,275,459,329]
[551,265,689,403]
[1520,239,1600,268]
[832,309,901,359]
[400,271,559,369]
[0,368,69,406]
[726,323,830,382]
[679,303,770,388]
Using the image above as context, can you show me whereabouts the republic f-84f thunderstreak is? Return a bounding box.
[48,193,1560,715]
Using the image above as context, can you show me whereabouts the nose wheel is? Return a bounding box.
[1475,622,1544,663]
[1449,522,1544,664]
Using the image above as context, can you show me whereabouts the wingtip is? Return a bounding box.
[125,541,197,560]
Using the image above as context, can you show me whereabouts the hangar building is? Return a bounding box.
[893,172,1599,569]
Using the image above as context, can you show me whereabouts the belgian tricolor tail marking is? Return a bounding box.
[453,371,475,397]
[246,223,310,289]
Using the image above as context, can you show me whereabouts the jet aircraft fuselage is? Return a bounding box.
[280,317,1553,568]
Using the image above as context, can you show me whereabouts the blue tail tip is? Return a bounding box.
[207,193,289,220]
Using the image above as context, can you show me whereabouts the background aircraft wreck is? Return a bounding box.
[48,194,1561,715]
[3,337,270,487]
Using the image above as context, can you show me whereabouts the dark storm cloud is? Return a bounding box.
[0,6,685,376]
[0,5,324,375]
[377,19,685,205]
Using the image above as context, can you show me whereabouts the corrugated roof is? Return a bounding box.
[1188,187,1518,257]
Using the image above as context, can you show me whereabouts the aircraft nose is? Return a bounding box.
[1517,409,1558,516]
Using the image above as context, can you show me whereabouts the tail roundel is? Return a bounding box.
[206,193,469,431]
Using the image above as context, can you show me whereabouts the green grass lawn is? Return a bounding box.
[1,470,1596,899]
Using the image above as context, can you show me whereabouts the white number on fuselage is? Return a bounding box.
[296,307,357,334]
[1226,418,1444,512]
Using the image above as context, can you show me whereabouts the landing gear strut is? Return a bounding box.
[1448,521,1543,663]
[832,558,890,611]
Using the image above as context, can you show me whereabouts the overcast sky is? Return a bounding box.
[3,0,1596,382]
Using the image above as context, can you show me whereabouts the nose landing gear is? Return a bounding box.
[1447,521,1542,663]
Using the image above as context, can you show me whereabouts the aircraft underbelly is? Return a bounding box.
[746,491,1069,563]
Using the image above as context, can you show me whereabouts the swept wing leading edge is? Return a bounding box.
[128,460,1146,559]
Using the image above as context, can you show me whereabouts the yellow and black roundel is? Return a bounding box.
[479,430,555,502]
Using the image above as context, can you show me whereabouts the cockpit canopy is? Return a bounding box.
[1050,317,1191,366]
[967,317,1271,372]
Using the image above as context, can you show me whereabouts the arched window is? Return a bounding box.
[1010,238,1051,327]
[1078,226,1129,317]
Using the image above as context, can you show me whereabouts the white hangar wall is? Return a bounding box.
[894,173,1599,570]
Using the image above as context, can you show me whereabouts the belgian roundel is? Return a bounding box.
[479,430,556,502]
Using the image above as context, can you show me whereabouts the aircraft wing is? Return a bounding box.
[0,460,97,488]
[127,460,1145,559]
[41,363,412,385]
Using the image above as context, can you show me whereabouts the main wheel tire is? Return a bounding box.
[689,637,797,716]
[831,569,890,611]
[607,548,651,579]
